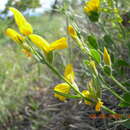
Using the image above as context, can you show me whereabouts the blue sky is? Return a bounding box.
[0,0,55,13]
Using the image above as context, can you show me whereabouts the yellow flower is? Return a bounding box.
[95,99,103,112]
[82,90,91,105]
[22,49,32,57]
[49,37,68,51]
[67,25,78,39]
[19,22,33,36]
[64,64,75,83]
[29,34,50,53]
[103,47,111,66]
[54,83,70,101]
[84,0,100,14]
[5,28,24,43]
[29,34,68,53]
[9,7,33,35]
[89,60,98,76]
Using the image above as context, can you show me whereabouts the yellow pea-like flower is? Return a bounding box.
[5,28,24,43]
[9,7,33,35]
[103,47,111,66]
[29,34,50,53]
[95,99,103,112]
[82,90,91,105]
[9,7,26,25]
[49,37,68,51]
[64,64,75,83]
[54,83,70,101]
[19,22,33,36]
[67,25,78,39]
[29,34,68,53]
[84,0,100,14]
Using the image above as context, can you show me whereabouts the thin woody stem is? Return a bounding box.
[33,49,116,114]
[98,75,129,104]
[25,38,117,114]
[110,75,129,93]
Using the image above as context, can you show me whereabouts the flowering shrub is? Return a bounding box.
[5,0,130,128]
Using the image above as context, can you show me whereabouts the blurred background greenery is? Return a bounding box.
[0,0,79,127]
[0,0,62,125]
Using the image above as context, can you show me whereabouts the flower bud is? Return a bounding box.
[6,28,24,44]
[89,60,98,76]
[67,25,78,39]
[95,99,103,112]
[103,47,111,66]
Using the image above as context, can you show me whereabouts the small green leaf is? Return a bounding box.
[88,11,100,22]
[83,60,90,66]
[122,81,130,89]
[118,92,130,107]
[103,65,112,76]
[118,102,129,107]
[123,119,130,129]
[103,35,114,46]
[115,59,129,67]
[123,92,130,102]
[87,35,98,49]
[90,49,101,64]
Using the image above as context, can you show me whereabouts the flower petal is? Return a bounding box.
[84,0,100,13]
[9,7,33,35]
[5,28,24,43]
[67,25,78,39]
[49,37,68,51]
[95,99,103,112]
[19,22,33,36]
[54,83,70,101]
[9,7,26,26]
[29,34,50,53]
[103,47,111,66]
[64,64,75,83]
[82,90,91,105]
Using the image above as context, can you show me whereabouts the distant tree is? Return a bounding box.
[50,0,80,16]
[1,0,41,15]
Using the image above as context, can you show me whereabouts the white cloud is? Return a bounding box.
[35,0,55,13]
[0,0,8,10]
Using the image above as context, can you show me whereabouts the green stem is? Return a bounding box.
[25,38,116,114]
[30,49,90,101]
[99,75,129,104]
[54,90,81,99]
[74,35,129,98]
[110,76,129,93]
[118,23,127,40]
[99,64,129,93]
[44,57,116,114]
[75,37,88,53]
[102,105,116,114]
[36,52,116,114]
[42,56,86,98]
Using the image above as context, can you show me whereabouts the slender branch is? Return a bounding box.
[110,76,129,93]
